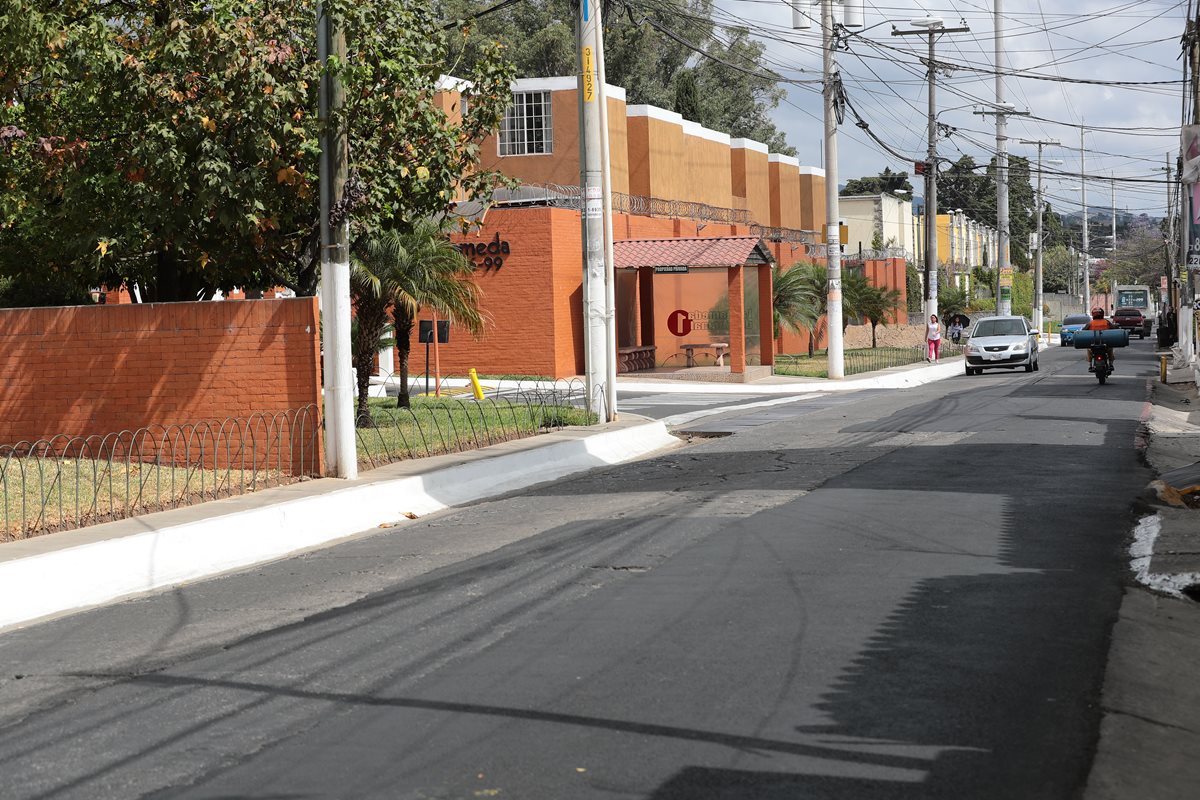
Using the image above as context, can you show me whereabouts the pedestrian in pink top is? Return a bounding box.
[926,314,942,363]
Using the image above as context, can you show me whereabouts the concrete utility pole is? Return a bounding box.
[317,1,356,479]
[894,17,969,324]
[793,1,866,380]
[820,0,845,378]
[577,0,609,415]
[1019,139,1060,335]
[1081,127,1091,312]
[994,0,1011,315]
[1110,177,1117,254]
[591,7,618,422]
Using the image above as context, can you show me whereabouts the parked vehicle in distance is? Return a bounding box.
[964,316,1041,375]
[1112,307,1149,339]
[1058,313,1092,347]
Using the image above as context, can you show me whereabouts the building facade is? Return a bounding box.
[410,77,908,379]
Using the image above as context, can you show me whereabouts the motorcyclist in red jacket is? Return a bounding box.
[1082,307,1115,370]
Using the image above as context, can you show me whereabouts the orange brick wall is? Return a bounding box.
[770,159,802,229]
[0,299,323,472]
[429,207,583,378]
[798,171,826,231]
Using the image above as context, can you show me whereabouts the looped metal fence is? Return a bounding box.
[353,371,599,471]
[3,378,603,540]
[1,406,321,541]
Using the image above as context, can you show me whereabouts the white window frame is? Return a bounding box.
[498,91,553,156]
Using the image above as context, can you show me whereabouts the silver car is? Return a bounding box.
[964,315,1040,375]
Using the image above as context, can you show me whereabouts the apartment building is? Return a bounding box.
[419,77,906,379]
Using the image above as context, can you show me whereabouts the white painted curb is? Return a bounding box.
[0,421,679,631]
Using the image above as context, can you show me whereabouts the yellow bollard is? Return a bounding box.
[1161,355,1169,384]
[468,368,485,400]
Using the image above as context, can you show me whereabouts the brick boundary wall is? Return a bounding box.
[0,298,323,475]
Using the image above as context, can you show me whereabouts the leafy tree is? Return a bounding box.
[840,168,913,197]
[440,0,796,155]
[1101,224,1169,287]
[1040,244,1076,294]
[0,1,513,303]
[906,262,922,312]
[936,156,993,223]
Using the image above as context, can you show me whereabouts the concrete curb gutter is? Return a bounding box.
[0,417,680,632]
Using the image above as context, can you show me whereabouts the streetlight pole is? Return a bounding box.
[1019,139,1060,335]
[894,17,969,324]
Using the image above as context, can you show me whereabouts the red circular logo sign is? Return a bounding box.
[667,309,693,337]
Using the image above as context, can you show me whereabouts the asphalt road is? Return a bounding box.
[0,340,1158,799]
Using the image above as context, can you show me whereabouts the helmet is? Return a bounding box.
[1091,307,1104,318]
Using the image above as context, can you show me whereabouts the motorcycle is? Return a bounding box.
[1072,328,1128,386]
[1088,343,1113,384]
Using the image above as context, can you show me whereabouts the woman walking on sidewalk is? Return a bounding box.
[926,314,942,363]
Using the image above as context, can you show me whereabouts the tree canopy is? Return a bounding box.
[0,0,514,303]
[840,168,913,197]
[439,0,796,156]
[935,154,1059,272]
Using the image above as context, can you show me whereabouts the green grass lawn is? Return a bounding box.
[774,346,961,378]
[355,396,594,468]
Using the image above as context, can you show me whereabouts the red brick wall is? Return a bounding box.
[0,299,323,472]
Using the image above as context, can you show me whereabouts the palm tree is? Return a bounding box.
[840,270,873,331]
[384,219,486,408]
[858,285,904,348]
[350,237,402,426]
[775,262,827,357]
[937,284,970,324]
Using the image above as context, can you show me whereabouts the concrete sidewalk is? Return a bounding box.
[1085,377,1200,799]
[0,416,679,632]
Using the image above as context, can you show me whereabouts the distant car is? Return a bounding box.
[964,315,1040,375]
[1058,313,1092,347]
[1112,307,1149,339]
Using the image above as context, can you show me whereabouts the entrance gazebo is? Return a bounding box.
[612,236,775,379]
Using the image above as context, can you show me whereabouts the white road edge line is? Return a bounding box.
[660,393,823,428]
[1130,513,1200,597]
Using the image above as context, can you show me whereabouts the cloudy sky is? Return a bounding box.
[711,0,1187,220]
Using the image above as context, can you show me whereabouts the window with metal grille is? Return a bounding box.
[499,91,553,156]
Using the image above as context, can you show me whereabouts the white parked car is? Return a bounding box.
[964,315,1040,375]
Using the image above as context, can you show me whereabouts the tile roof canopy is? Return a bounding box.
[613,237,774,269]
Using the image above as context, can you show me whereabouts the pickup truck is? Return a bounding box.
[1112,307,1150,339]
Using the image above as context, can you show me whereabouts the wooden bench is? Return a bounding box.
[681,342,730,367]
[617,345,656,373]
